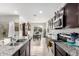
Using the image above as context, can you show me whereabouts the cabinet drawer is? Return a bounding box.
[20,44,26,54]
[13,51,19,56]
[56,45,66,56]
[56,49,62,56]
[20,50,26,56]
[25,41,30,56]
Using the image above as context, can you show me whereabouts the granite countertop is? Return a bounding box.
[0,37,32,56]
[55,42,79,56]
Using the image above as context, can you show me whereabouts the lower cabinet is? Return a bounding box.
[20,50,26,56]
[25,40,30,56]
[13,51,20,56]
[56,49,62,56]
[20,43,26,56]
[13,40,31,56]
[55,43,70,56]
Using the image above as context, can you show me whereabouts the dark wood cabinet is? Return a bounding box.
[20,44,26,56]
[22,23,25,36]
[20,50,26,56]
[77,4,79,25]
[56,49,62,56]
[22,22,31,36]
[64,3,79,28]
[55,43,70,56]
[13,51,20,56]
[55,44,66,56]
[25,40,30,56]
[22,23,28,36]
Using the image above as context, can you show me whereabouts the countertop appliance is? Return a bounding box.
[57,33,70,42]
[53,10,66,29]
[57,33,79,43]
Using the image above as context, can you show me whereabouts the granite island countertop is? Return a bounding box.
[55,42,79,56]
[0,37,32,56]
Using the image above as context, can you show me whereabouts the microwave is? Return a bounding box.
[53,15,66,29]
[53,10,66,29]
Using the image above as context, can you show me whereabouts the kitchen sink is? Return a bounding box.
[6,39,26,46]
[7,42,19,46]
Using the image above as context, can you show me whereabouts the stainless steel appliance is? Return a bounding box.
[53,10,66,29]
[57,33,68,42]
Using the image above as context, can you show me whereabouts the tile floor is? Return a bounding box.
[30,38,54,56]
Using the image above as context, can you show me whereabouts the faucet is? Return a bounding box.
[10,37,16,46]
[11,37,16,41]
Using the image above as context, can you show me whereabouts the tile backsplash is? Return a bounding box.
[47,28,79,40]
[52,28,79,35]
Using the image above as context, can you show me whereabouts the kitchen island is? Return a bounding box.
[0,37,32,56]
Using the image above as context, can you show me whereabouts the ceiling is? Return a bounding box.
[0,3,66,23]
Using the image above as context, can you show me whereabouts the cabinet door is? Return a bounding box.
[25,40,30,56]
[13,51,19,56]
[20,44,26,56]
[56,45,66,56]
[56,49,62,56]
[65,3,78,28]
[20,50,26,56]
[22,23,28,36]
[55,43,70,56]
[77,4,79,26]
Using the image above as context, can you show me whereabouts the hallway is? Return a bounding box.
[30,38,53,56]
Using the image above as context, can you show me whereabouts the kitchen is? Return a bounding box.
[0,3,79,56]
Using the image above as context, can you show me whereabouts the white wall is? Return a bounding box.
[0,15,19,40]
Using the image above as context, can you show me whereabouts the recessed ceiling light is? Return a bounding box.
[39,10,43,14]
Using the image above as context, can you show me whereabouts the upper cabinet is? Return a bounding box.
[64,3,79,28]
[47,3,79,29]
[53,3,79,29]
[22,22,31,36]
[77,4,79,26]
